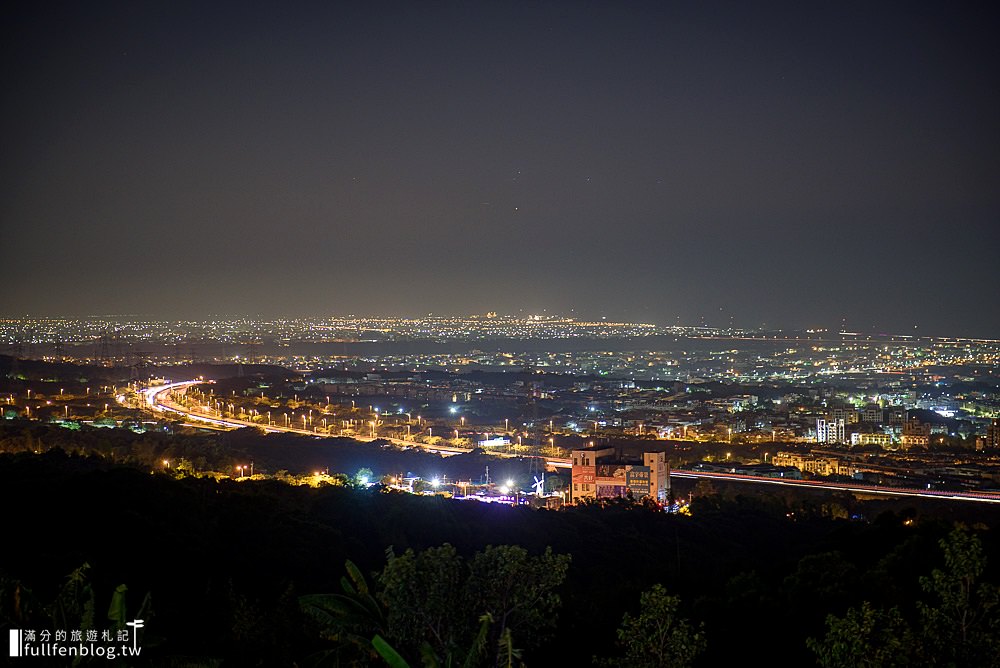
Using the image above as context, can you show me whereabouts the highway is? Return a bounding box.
[139,382,1000,501]
[140,380,572,466]
[671,470,1000,504]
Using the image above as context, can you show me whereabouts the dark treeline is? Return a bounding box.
[2,446,1000,666]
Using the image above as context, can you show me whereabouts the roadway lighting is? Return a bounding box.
[504,418,509,431]
[460,416,465,426]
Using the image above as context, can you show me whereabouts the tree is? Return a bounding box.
[596,583,705,668]
[300,559,387,665]
[917,526,1000,667]
[466,545,570,660]
[379,544,467,663]
[377,544,570,668]
[806,602,914,668]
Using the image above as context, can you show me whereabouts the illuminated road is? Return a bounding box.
[138,383,1000,498]
[140,381,572,467]
[671,469,1000,504]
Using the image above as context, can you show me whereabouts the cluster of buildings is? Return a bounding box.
[280,357,1000,454]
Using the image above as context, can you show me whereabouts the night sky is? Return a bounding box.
[3,2,998,336]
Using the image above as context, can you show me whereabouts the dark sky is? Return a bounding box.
[3,1,998,336]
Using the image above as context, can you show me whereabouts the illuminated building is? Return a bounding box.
[815,418,845,444]
[570,446,669,503]
[901,418,932,448]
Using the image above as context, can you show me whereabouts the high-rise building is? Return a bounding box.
[816,418,846,444]
[985,419,1000,450]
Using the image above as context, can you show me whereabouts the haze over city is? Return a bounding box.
[3,1,998,336]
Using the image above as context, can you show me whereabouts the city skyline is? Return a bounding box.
[3,2,998,336]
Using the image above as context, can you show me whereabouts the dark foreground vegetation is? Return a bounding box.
[1,434,1000,666]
